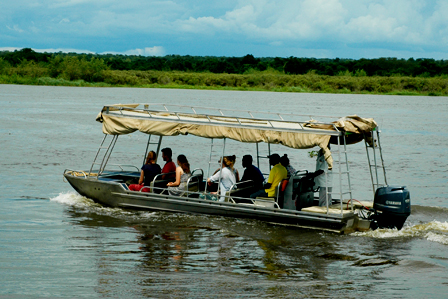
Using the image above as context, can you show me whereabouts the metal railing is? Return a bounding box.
[103,103,343,136]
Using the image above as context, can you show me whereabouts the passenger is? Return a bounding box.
[212,155,239,181]
[207,156,237,202]
[280,154,297,177]
[225,155,240,182]
[167,154,192,196]
[161,147,176,180]
[315,148,333,207]
[241,155,264,190]
[129,151,161,192]
[250,153,287,199]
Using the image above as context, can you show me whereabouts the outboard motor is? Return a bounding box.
[370,185,411,230]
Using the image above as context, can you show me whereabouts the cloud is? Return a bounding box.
[0,46,165,56]
[1,0,448,58]
[6,25,24,33]
[0,47,96,54]
[102,47,166,56]
[58,18,70,24]
[173,0,448,47]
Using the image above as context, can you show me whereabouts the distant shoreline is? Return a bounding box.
[1,48,448,96]
[1,70,447,96]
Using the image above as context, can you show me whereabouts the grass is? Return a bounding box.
[1,68,448,96]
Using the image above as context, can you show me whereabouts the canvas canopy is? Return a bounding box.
[95,104,377,169]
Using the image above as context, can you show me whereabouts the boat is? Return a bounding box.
[63,103,411,234]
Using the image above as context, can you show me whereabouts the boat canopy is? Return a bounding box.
[95,104,377,169]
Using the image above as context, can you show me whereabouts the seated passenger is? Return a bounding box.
[225,155,240,182]
[241,155,264,190]
[167,154,192,196]
[161,147,176,180]
[129,151,161,192]
[280,154,296,177]
[250,153,287,199]
[207,156,237,202]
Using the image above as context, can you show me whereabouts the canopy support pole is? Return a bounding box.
[143,135,163,165]
[89,134,118,177]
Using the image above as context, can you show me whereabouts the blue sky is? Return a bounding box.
[2,0,448,59]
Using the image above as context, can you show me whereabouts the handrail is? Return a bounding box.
[107,164,140,172]
[135,103,348,122]
[137,185,279,208]
[228,180,253,194]
[294,169,309,176]
[64,169,87,179]
[186,172,202,186]
[133,170,205,195]
[191,168,204,177]
[151,171,176,185]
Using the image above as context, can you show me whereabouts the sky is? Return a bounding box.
[1,0,448,59]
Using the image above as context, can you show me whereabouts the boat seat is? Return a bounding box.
[292,172,318,211]
[253,197,278,208]
[329,200,374,210]
[226,180,255,198]
[301,206,353,214]
[253,179,287,206]
[255,197,275,200]
[185,170,204,196]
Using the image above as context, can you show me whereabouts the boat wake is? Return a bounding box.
[353,221,448,245]
[50,193,448,245]
[50,191,157,220]
[50,191,99,208]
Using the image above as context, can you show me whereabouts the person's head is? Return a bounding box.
[161,147,172,162]
[177,154,190,173]
[268,153,280,166]
[145,151,157,164]
[280,154,289,167]
[223,155,236,168]
[242,155,253,168]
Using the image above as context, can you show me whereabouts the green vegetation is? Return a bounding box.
[1,48,448,96]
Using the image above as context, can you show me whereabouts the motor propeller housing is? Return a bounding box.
[370,185,411,230]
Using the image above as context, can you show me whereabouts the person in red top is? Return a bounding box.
[161,147,176,180]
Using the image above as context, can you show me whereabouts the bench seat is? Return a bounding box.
[301,206,353,214]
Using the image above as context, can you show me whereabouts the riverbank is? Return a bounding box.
[1,69,448,96]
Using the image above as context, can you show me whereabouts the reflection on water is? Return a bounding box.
[46,191,448,297]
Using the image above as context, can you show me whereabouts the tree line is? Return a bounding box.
[1,48,447,96]
[2,48,448,78]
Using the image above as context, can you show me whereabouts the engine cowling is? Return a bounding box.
[371,185,411,230]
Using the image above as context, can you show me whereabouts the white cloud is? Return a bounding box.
[0,46,165,56]
[0,47,95,54]
[173,0,448,47]
[102,47,166,56]
[1,0,448,58]
[6,25,24,33]
[0,47,22,52]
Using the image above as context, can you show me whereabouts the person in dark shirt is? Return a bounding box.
[129,150,161,192]
[241,155,264,192]
[280,154,297,177]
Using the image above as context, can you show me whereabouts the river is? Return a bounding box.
[1,84,448,298]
